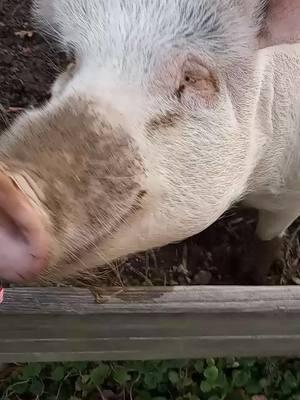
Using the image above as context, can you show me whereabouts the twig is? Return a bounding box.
[6,107,24,113]
[127,265,154,286]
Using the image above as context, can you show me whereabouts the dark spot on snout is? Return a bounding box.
[137,190,147,201]
[146,111,182,134]
[134,190,147,210]
[125,190,147,217]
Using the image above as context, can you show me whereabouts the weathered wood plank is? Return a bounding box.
[1,286,300,362]
[2,286,300,313]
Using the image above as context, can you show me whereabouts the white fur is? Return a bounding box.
[33,0,265,66]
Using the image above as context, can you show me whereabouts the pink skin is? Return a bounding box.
[260,0,300,48]
[0,171,48,282]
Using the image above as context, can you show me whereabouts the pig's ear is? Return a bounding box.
[259,0,300,48]
[0,171,48,282]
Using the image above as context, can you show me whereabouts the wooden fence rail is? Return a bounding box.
[1,286,300,363]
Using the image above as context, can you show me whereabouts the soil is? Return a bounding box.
[1,0,300,288]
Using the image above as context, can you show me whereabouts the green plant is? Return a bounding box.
[1,358,300,400]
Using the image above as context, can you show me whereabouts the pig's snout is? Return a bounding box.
[0,97,147,283]
[0,170,48,282]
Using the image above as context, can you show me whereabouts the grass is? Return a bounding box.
[1,358,300,400]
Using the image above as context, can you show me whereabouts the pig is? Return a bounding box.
[0,0,299,283]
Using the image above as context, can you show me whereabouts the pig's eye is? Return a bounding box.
[176,59,219,106]
[175,75,194,100]
[184,75,194,83]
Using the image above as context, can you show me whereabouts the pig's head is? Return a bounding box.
[0,0,299,283]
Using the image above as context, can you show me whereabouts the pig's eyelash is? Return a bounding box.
[175,84,185,101]
[175,74,194,100]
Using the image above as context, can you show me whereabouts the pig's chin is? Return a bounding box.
[68,209,222,277]
[96,199,233,270]
[43,201,224,283]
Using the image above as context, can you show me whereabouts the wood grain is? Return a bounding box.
[1,286,300,362]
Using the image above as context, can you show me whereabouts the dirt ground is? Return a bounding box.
[1,0,300,287]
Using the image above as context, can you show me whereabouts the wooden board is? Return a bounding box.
[1,286,300,362]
